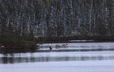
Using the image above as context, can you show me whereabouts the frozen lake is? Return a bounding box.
[0,42,114,72]
[37,42,114,51]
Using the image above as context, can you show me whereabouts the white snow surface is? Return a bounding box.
[1,51,114,58]
[0,60,114,72]
[37,42,114,50]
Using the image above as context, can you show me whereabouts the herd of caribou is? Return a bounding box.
[38,43,68,51]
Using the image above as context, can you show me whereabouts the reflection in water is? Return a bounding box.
[0,53,114,64]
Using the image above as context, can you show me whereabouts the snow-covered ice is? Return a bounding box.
[0,50,114,72]
[0,60,114,72]
[0,42,114,72]
[37,42,114,50]
[1,51,114,58]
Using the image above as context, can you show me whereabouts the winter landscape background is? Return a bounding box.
[0,0,114,72]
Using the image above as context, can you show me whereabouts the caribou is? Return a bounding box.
[55,43,68,49]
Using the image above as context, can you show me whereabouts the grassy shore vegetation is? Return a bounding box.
[0,30,37,53]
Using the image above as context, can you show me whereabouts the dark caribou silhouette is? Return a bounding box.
[49,46,52,51]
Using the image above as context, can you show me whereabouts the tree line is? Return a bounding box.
[0,0,114,40]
